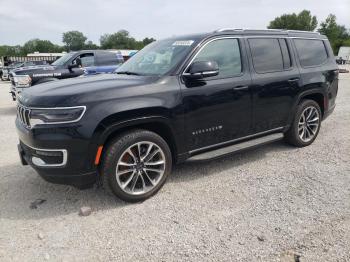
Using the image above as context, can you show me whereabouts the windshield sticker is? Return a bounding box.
[172,40,194,46]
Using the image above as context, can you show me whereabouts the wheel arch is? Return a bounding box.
[299,92,325,116]
[286,90,326,130]
[91,110,180,166]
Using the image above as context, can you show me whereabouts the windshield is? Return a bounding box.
[116,39,196,76]
[52,53,76,66]
[13,62,24,68]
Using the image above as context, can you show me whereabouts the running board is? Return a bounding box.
[187,133,283,162]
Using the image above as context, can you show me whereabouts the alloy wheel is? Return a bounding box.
[298,106,320,142]
[115,141,166,195]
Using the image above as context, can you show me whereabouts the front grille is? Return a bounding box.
[17,104,31,127]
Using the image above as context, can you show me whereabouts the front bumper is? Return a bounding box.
[2,74,9,80]
[16,118,98,188]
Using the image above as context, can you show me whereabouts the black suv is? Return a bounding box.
[16,29,338,202]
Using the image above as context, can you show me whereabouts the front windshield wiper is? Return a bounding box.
[116,71,141,76]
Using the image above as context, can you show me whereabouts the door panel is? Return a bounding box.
[247,38,300,133]
[180,38,253,151]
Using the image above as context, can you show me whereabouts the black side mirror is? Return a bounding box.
[68,63,79,70]
[183,60,219,80]
[68,57,82,70]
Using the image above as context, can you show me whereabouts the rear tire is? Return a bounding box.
[284,99,322,147]
[101,130,172,202]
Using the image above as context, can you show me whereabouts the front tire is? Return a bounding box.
[284,99,322,147]
[101,130,172,202]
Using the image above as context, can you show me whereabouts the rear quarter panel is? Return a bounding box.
[290,38,338,118]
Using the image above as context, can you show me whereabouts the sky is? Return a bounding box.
[0,0,349,46]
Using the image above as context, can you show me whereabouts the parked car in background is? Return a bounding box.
[2,62,25,81]
[2,61,48,81]
[16,29,338,202]
[337,46,350,64]
[10,50,124,100]
[336,56,346,65]
[83,52,124,75]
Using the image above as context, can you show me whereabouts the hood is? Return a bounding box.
[13,65,59,75]
[13,64,49,72]
[18,73,160,107]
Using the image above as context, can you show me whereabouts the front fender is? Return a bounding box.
[84,107,183,168]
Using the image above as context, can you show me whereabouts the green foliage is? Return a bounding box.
[100,30,155,50]
[268,11,350,54]
[268,10,318,31]
[62,31,87,51]
[342,39,350,47]
[0,45,23,56]
[84,40,99,50]
[318,14,350,53]
[100,30,136,49]
[22,39,64,54]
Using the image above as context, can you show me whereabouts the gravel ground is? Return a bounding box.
[0,68,349,262]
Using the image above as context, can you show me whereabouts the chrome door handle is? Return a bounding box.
[233,86,249,91]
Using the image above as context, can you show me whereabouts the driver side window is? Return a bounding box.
[192,38,242,79]
[73,53,95,67]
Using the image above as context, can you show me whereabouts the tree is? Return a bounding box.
[318,14,350,53]
[62,31,87,51]
[100,30,138,49]
[84,40,99,50]
[268,10,318,31]
[0,45,23,56]
[22,39,63,54]
[142,37,156,46]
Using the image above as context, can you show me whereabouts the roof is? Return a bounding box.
[162,29,327,44]
[211,28,327,39]
[27,52,67,57]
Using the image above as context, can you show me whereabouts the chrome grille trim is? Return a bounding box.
[17,104,31,128]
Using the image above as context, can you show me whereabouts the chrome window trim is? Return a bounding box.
[16,104,86,126]
[189,127,284,154]
[22,142,68,167]
[181,35,325,77]
[181,36,243,77]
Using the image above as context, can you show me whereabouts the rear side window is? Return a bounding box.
[248,38,284,73]
[294,39,328,67]
[96,52,124,66]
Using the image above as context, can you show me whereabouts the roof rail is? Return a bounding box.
[215,28,244,32]
[286,30,320,35]
[215,28,320,35]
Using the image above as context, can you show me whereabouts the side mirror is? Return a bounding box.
[68,57,82,70]
[183,60,219,80]
[68,63,79,70]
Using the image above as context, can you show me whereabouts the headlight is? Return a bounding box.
[14,75,32,87]
[29,106,86,127]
